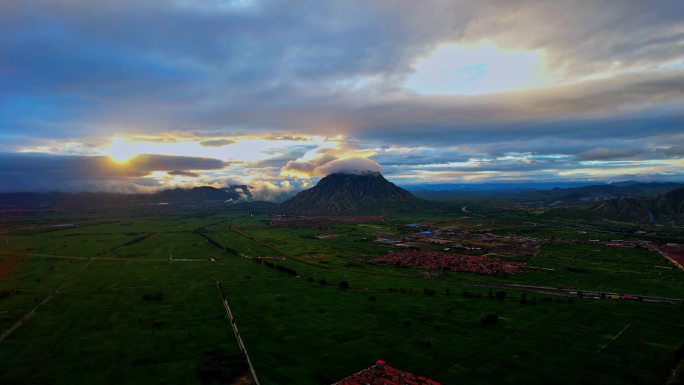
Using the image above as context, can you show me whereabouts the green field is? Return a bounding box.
[1,212,683,384]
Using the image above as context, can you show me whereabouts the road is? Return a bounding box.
[461,205,484,217]
[469,282,683,305]
[216,281,261,385]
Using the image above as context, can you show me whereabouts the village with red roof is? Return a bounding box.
[334,360,441,385]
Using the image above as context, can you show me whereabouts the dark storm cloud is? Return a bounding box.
[657,145,684,157]
[370,149,471,167]
[576,147,647,161]
[0,153,225,192]
[128,154,226,173]
[347,70,684,146]
[3,1,682,141]
[383,156,574,174]
[199,139,235,147]
[167,170,201,177]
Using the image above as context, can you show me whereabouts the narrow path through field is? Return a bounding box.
[599,323,631,352]
[216,281,260,385]
[0,251,214,263]
[0,260,93,344]
[101,232,159,255]
[0,291,54,344]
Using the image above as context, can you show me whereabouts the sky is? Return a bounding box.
[1,0,684,199]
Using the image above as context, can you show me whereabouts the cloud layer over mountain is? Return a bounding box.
[1,0,683,193]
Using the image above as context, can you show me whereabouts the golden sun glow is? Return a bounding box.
[106,137,138,163]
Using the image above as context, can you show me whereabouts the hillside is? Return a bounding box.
[533,181,683,202]
[592,186,684,224]
[156,185,251,202]
[411,181,683,203]
[279,172,428,215]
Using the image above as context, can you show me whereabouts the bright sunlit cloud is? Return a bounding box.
[106,137,138,163]
[405,40,554,95]
[98,135,341,163]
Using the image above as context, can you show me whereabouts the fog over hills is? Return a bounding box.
[410,181,684,203]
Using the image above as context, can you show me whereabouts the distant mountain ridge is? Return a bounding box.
[537,181,683,202]
[279,172,427,215]
[411,181,684,203]
[592,186,684,224]
[157,185,252,202]
[0,185,254,209]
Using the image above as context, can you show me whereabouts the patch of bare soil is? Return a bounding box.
[0,254,25,280]
[230,371,256,385]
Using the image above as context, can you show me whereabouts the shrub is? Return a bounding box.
[274,264,298,276]
[315,373,334,385]
[319,279,328,286]
[197,349,248,385]
[338,280,350,289]
[480,313,499,326]
[142,291,164,302]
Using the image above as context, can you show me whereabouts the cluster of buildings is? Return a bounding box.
[334,360,440,385]
[371,250,525,276]
[587,239,650,248]
[654,243,684,270]
[372,222,542,260]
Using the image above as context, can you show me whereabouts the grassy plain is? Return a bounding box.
[0,211,682,385]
